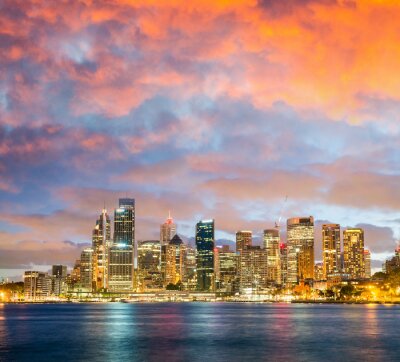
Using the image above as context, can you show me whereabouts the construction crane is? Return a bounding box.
[274,195,288,230]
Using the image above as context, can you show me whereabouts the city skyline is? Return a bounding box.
[1,0,400,281]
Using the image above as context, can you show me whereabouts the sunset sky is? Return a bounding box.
[1,0,399,279]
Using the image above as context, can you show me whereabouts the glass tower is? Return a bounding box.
[287,216,314,284]
[322,224,341,279]
[196,219,215,291]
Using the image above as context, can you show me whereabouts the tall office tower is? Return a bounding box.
[137,240,162,292]
[236,231,252,254]
[109,198,135,292]
[80,248,94,290]
[24,271,52,301]
[196,219,215,291]
[165,234,186,286]
[215,245,238,293]
[280,243,288,286]
[184,245,197,291]
[51,265,67,296]
[92,208,111,291]
[343,228,364,279]
[322,224,341,279]
[263,229,281,285]
[114,198,135,246]
[160,212,177,246]
[239,246,268,293]
[287,217,315,284]
[364,249,371,279]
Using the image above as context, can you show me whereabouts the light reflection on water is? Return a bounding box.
[0,303,399,361]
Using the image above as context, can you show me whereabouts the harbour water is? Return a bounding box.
[0,303,399,361]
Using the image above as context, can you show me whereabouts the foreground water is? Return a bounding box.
[0,303,399,361]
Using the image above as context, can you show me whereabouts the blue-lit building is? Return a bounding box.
[108,198,135,292]
[196,219,215,291]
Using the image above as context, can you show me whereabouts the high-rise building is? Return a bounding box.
[183,245,197,291]
[263,229,281,285]
[92,208,111,291]
[160,212,177,246]
[24,271,52,300]
[52,265,67,296]
[109,198,135,292]
[236,231,252,254]
[280,243,288,286]
[239,246,268,293]
[287,217,315,284]
[80,248,94,290]
[364,249,371,279]
[196,219,215,291]
[165,234,186,286]
[114,198,135,246]
[343,228,364,279]
[215,245,238,293]
[137,240,162,292]
[322,224,341,279]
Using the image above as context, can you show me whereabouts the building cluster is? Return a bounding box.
[23,198,373,300]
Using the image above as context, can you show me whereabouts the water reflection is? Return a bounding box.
[1,304,400,361]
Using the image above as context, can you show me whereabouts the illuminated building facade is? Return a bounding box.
[52,265,67,296]
[80,248,94,290]
[364,249,371,279]
[160,212,177,246]
[236,231,252,254]
[215,245,238,293]
[196,219,215,291]
[287,217,315,284]
[385,247,400,274]
[92,209,111,291]
[343,228,364,279]
[165,234,186,286]
[263,229,281,285]
[137,240,162,292]
[280,243,288,286]
[108,198,135,292]
[322,224,341,279]
[239,246,268,293]
[24,271,52,300]
[183,245,197,290]
[314,262,324,281]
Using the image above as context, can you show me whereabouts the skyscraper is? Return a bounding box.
[114,198,135,246]
[236,231,252,254]
[322,224,341,279]
[280,243,288,286]
[263,229,281,285]
[343,228,364,279]
[364,249,371,279]
[287,216,314,284]
[92,208,111,291]
[239,246,268,293]
[80,248,94,290]
[137,240,162,292]
[165,234,186,286]
[52,265,67,296]
[196,219,215,291]
[160,212,177,246]
[108,198,135,292]
[215,245,238,293]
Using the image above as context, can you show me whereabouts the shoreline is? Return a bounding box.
[2,300,400,305]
